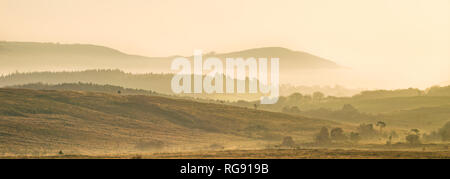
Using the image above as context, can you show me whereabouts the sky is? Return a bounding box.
[1,0,449,89]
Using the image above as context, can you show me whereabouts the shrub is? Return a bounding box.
[330,128,347,141]
[315,127,331,145]
[439,121,450,141]
[281,136,295,147]
[406,134,421,145]
[357,123,378,139]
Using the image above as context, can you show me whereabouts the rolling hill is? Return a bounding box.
[12,83,450,131]
[0,70,174,95]
[378,105,450,131]
[230,86,450,131]
[235,86,450,114]
[0,69,361,101]
[0,88,344,155]
[0,70,266,101]
[9,82,159,96]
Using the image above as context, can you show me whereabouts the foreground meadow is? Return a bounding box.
[2,148,449,159]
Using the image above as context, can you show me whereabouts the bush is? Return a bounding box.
[357,123,378,139]
[330,128,347,141]
[406,134,421,145]
[315,127,331,145]
[439,121,450,141]
[281,136,295,147]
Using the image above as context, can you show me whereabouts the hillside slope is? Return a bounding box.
[0,88,343,155]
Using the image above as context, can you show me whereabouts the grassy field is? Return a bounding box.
[1,88,449,159]
[147,149,450,159]
[3,148,449,159]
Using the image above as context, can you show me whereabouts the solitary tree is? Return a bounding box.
[406,134,421,145]
[376,121,386,134]
[411,129,420,135]
[406,129,421,145]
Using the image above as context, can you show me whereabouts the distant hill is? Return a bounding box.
[0,69,174,94]
[207,47,340,70]
[0,69,360,102]
[0,41,341,75]
[0,88,342,155]
[0,70,264,101]
[0,41,169,74]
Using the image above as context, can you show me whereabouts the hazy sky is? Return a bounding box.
[1,0,449,88]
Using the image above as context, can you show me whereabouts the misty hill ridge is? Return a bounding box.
[0,41,126,56]
[214,47,339,69]
[0,41,340,74]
